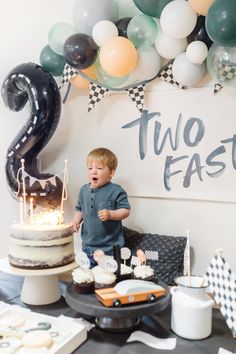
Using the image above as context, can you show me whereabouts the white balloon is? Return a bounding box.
[155,31,187,59]
[172,52,206,87]
[125,46,161,84]
[186,41,208,64]
[160,1,197,39]
[73,0,118,35]
[92,20,118,47]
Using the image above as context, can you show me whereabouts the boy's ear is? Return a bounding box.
[110,169,115,178]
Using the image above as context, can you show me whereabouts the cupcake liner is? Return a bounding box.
[94,282,116,289]
[73,281,95,294]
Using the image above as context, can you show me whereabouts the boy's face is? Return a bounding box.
[87,159,114,188]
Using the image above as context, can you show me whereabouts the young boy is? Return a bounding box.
[73,148,130,266]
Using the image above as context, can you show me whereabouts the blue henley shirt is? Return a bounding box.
[75,182,130,254]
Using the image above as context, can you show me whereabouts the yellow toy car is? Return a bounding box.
[95,279,165,307]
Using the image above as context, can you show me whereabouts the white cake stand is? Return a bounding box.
[0,257,77,306]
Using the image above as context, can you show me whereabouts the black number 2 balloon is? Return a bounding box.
[1,62,63,207]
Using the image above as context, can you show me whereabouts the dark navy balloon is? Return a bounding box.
[1,62,63,207]
[64,33,98,70]
[187,16,213,49]
[115,17,132,38]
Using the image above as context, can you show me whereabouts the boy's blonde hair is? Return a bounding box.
[87,148,118,172]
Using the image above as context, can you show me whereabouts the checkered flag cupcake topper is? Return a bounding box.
[204,250,236,338]
[88,82,109,112]
[126,84,145,113]
[59,63,78,89]
[158,60,186,89]
[145,250,159,261]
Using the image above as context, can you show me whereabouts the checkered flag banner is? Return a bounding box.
[126,84,145,113]
[88,82,109,112]
[59,63,78,89]
[204,253,236,337]
[214,83,224,95]
[158,61,186,89]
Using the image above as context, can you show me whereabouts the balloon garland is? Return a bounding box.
[36,0,236,91]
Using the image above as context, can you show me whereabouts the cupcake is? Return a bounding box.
[118,263,133,282]
[94,271,116,289]
[91,265,105,276]
[72,267,95,294]
[133,265,154,281]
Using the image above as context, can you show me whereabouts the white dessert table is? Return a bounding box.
[0,257,77,306]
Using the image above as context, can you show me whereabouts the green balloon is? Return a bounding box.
[127,14,158,48]
[48,22,76,55]
[40,45,66,76]
[133,0,173,18]
[116,0,141,19]
[206,0,236,47]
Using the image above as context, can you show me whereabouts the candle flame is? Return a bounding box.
[32,209,63,226]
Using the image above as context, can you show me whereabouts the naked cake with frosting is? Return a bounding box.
[9,222,74,270]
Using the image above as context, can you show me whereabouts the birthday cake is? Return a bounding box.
[9,222,74,269]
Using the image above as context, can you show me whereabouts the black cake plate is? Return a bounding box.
[65,281,170,331]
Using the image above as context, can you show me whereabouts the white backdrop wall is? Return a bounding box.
[0,1,235,275]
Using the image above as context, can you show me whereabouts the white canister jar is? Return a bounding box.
[171,275,214,340]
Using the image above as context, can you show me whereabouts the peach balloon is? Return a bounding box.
[99,37,137,77]
[70,65,96,89]
[188,0,214,16]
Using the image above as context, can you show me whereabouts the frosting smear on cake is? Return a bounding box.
[9,222,74,270]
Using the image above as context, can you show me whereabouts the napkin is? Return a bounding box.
[127,331,176,350]
[218,348,235,354]
[58,315,95,332]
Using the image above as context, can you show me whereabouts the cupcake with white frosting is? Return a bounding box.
[91,265,104,276]
[133,265,154,281]
[94,271,116,289]
[72,267,95,294]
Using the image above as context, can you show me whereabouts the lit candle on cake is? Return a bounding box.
[60,159,68,224]
[30,198,34,225]
[20,197,24,224]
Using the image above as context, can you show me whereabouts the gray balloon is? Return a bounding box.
[73,0,118,35]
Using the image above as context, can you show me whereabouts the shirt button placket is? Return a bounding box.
[91,189,95,209]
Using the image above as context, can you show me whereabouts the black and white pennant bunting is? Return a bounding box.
[158,61,186,89]
[88,82,109,112]
[126,84,145,113]
[214,83,224,95]
[204,253,236,338]
[59,63,78,89]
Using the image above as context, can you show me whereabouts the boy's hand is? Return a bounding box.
[98,209,111,221]
[73,221,80,232]
[73,211,83,232]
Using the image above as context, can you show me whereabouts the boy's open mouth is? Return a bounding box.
[92,177,98,181]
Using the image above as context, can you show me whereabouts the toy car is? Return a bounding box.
[95,279,165,307]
